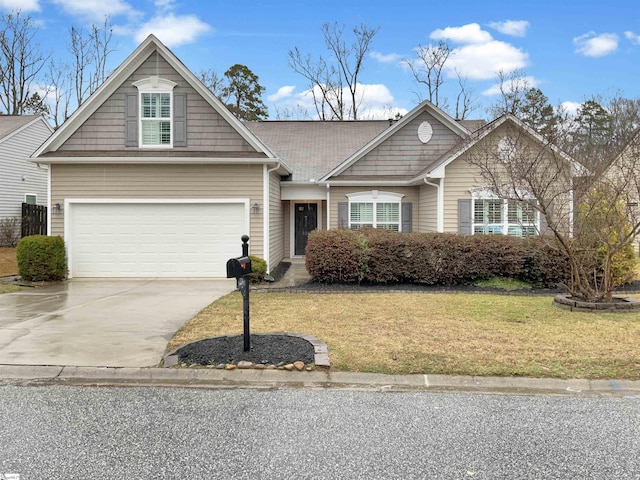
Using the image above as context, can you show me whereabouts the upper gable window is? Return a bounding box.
[133,76,177,148]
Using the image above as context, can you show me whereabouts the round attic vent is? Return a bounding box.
[418,121,433,143]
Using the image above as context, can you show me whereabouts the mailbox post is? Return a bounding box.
[226,235,252,351]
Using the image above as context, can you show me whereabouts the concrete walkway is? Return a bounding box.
[0,279,235,367]
[1,364,639,397]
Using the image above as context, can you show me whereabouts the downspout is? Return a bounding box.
[424,177,444,233]
[47,165,52,236]
[263,162,281,273]
[326,183,331,229]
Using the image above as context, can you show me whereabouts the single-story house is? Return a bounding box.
[33,35,566,278]
[0,115,53,245]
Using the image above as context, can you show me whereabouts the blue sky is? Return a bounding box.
[2,0,640,120]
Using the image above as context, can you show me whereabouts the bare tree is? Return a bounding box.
[0,11,48,114]
[466,117,639,302]
[453,69,479,121]
[487,69,531,118]
[45,59,72,129]
[288,22,379,120]
[198,68,226,99]
[46,18,115,127]
[404,40,451,108]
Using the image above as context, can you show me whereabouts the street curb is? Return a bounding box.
[1,364,640,397]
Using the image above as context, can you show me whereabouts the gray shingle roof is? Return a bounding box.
[0,115,39,139]
[246,120,390,181]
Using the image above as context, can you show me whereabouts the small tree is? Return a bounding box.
[466,117,639,303]
[221,64,268,120]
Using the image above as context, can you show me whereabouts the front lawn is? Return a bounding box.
[167,291,640,379]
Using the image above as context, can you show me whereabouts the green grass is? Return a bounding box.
[474,276,532,291]
[168,291,640,379]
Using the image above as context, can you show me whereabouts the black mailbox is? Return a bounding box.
[226,256,252,279]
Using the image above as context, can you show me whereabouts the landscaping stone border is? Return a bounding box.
[163,332,330,369]
[553,294,640,312]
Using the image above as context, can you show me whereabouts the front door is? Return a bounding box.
[294,203,318,256]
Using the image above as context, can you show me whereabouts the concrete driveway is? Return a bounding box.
[0,279,235,367]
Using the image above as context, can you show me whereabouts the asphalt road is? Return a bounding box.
[0,386,639,479]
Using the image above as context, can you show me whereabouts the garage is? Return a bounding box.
[67,200,248,278]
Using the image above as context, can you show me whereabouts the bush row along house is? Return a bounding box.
[30,34,606,278]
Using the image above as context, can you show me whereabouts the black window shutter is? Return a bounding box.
[402,202,412,233]
[174,92,187,147]
[337,202,348,229]
[458,199,472,235]
[125,92,138,147]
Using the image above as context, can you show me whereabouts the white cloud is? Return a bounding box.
[573,32,618,57]
[370,51,402,63]
[269,83,404,120]
[488,20,529,37]
[560,101,581,117]
[481,76,539,96]
[625,31,640,45]
[267,85,296,102]
[0,0,39,11]
[50,0,136,21]
[135,13,211,47]
[430,23,492,44]
[447,41,529,80]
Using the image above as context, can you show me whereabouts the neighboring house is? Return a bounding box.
[0,115,53,244]
[601,130,640,254]
[33,35,567,278]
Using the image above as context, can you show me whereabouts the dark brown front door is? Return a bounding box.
[294,203,317,255]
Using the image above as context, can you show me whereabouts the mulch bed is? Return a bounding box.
[175,334,315,366]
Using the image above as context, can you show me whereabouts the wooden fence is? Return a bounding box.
[21,203,47,237]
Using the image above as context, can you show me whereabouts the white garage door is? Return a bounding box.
[68,202,247,278]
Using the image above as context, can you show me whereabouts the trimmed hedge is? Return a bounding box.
[16,235,67,282]
[305,229,571,287]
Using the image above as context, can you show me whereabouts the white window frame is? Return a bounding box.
[133,76,177,148]
[346,191,404,231]
[24,194,37,205]
[472,189,539,237]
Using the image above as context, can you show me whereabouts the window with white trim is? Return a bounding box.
[347,191,403,231]
[472,191,538,237]
[24,194,37,205]
[133,77,177,148]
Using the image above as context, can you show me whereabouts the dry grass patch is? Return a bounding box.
[0,284,21,294]
[0,247,17,277]
[168,292,640,379]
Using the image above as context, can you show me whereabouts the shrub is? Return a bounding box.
[0,217,20,247]
[305,229,571,287]
[305,229,368,283]
[16,235,67,281]
[248,255,267,283]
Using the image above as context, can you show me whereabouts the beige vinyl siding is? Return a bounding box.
[336,112,463,178]
[50,163,265,258]
[418,183,438,232]
[59,51,257,154]
[269,170,284,269]
[283,202,290,258]
[442,156,481,233]
[328,186,420,230]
